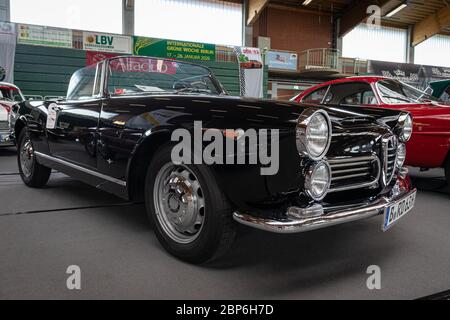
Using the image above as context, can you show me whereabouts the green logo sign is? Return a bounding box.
[134,37,216,62]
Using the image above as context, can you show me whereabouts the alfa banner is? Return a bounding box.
[234,47,264,98]
[0,22,17,83]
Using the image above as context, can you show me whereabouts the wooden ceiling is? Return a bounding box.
[268,0,449,28]
[270,0,353,15]
[383,0,448,25]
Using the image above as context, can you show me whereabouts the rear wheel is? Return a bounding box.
[145,144,236,264]
[17,129,51,188]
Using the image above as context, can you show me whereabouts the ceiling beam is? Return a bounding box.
[339,0,398,38]
[412,6,450,46]
[247,0,270,26]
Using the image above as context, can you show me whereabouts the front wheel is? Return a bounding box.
[145,144,236,264]
[17,129,51,188]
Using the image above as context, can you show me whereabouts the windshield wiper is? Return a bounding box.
[175,87,215,95]
[112,91,175,97]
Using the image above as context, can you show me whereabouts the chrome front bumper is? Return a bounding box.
[233,178,416,234]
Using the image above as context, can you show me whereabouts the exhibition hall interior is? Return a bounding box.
[0,0,449,301]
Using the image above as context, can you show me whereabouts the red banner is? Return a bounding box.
[86,51,119,66]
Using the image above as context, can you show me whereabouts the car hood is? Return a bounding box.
[131,94,405,130]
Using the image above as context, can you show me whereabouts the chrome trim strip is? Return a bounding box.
[332,172,370,181]
[233,188,417,234]
[35,152,127,187]
[328,156,375,164]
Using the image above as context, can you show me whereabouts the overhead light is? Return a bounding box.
[385,2,408,17]
[303,0,314,6]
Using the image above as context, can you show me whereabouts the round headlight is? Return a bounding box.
[396,143,406,169]
[399,114,413,142]
[297,110,332,160]
[305,161,331,201]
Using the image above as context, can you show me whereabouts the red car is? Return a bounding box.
[293,76,450,184]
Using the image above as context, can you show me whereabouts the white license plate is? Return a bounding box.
[383,191,416,231]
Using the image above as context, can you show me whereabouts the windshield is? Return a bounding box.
[107,57,224,96]
[0,86,25,102]
[376,79,439,104]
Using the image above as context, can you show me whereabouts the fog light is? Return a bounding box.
[305,161,331,201]
[397,143,406,169]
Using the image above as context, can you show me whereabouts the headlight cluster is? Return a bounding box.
[396,143,406,169]
[398,113,413,142]
[297,109,332,201]
[305,161,331,201]
[396,113,412,170]
[296,110,332,160]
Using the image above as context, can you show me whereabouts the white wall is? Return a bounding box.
[415,34,450,68]
[343,24,407,63]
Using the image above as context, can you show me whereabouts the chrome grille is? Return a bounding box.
[383,135,398,187]
[328,155,380,193]
[0,121,9,132]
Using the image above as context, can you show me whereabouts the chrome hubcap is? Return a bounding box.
[154,164,206,244]
[20,138,34,178]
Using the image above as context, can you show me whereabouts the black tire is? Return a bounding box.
[145,144,236,264]
[17,128,51,188]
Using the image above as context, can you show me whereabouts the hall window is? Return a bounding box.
[135,0,243,46]
[343,24,407,63]
[10,0,123,34]
[415,34,450,68]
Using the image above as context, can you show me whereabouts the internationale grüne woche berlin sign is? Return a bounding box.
[133,37,216,62]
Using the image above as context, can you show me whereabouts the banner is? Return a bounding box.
[267,50,298,71]
[134,37,216,62]
[235,47,264,98]
[0,22,16,83]
[83,32,132,54]
[17,24,72,48]
[86,51,120,66]
[369,60,450,90]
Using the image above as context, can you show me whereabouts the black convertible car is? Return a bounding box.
[11,56,416,263]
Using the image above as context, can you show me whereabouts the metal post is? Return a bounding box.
[271,81,278,99]
[0,0,11,21]
[122,0,135,36]
[406,25,415,63]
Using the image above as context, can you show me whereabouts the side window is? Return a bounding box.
[301,86,329,104]
[0,88,12,101]
[67,66,97,101]
[343,92,362,105]
[362,90,377,104]
[327,83,377,106]
[442,85,450,102]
